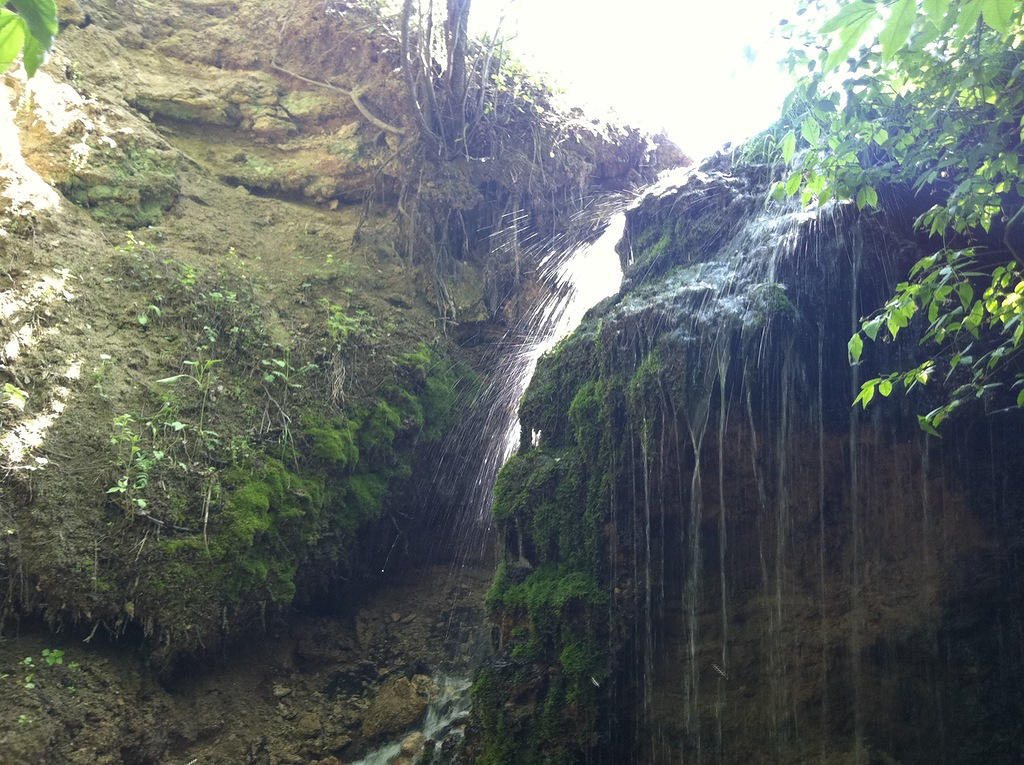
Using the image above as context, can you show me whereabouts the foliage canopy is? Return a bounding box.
[0,0,57,77]
[773,0,1024,431]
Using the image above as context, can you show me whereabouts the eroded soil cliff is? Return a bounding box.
[0,0,680,761]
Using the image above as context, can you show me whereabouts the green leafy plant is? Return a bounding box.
[157,357,221,441]
[772,0,1024,432]
[1,382,28,411]
[260,351,317,461]
[0,0,57,77]
[92,355,113,398]
[261,354,317,390]
[137,304,162,326]
[321,298,372,343]
[108,414,164,513]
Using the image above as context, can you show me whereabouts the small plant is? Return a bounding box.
[17,714,32,726]
[1,382,28,411]
[321,298,372,343]
[117,232,159,256]
[92,354,113,398]
[176,262,198,292]
[261,355,317,390]
[108,414,165,514]
[20,656,35,689]
[157,356,221,440]
[41,648,64,666]
[137,304,162,326]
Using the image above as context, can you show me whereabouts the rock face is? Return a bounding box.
[0,1,682,762]
[475,157,1024,764]
[0,0,675,677]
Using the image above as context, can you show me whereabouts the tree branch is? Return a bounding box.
[269,61,406,136]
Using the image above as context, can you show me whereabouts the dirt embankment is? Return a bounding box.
[0,0,680,761]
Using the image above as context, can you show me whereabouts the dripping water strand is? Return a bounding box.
[818,323,828,765]
[427,196,628,566]
[849,220,864,765]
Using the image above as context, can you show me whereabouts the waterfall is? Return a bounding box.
[430,203,626,563]
[348,676,473,765]
[475,150,1024,765]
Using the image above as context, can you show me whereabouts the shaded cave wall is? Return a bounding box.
[474,159,1024,765]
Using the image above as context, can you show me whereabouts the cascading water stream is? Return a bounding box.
[435,206,627,564]
[609,166,879,763]
[363,200,629,764]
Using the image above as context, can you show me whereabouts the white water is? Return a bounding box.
[454,210,626,534]
[348,675,472,765]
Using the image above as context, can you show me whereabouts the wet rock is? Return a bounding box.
[400,730,427,756]
[293,617,359,664]
[360,675,434,740]
[294,710,322,738]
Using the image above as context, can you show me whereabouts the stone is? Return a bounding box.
[294,711,322,738]
[400,731,426,756]
[360,675,431,740]
[273,684,293,698]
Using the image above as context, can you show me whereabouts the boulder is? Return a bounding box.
[360,674,435,740]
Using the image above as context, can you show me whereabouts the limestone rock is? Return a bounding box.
[360,675,434,740]
[294,711,322,739]
[400,731,426,756]
[12,47,182,226]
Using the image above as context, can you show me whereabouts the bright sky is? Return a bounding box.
[469,0,800,159]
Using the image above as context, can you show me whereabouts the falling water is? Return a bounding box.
[592,163,921,764]
[348,676,473,765]
[435,203,626,563]
[479,156,1024,765]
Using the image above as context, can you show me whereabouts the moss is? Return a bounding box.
[302,415,360,467]
[492,566,606,618]
[518,328,600,450]
[64,144,180,227]
[147,456,324,632]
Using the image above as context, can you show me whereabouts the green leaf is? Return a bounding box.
[1016,387,1024,407]
[879,379,893,397]
[917,414,942,436]
[964,300,985,335]
[872,127,889,146]
[854,381,877,408]
[863,317,883,341]
[785,171,802,196]
[958,0,985,33]
[881,0,917,61]
[856,185,878,210]
[11,0,57,45]
[782,130,797,164]
[957,282,974,309]
[981,0,1013,32]
[801,116,821,145]
[923,0,951,27]
[887,311,904,338]
[820,1,879,34]
[823,8,880,71]
[848,333,864,364]
[0,12,27,73]
[20,33,47,78]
